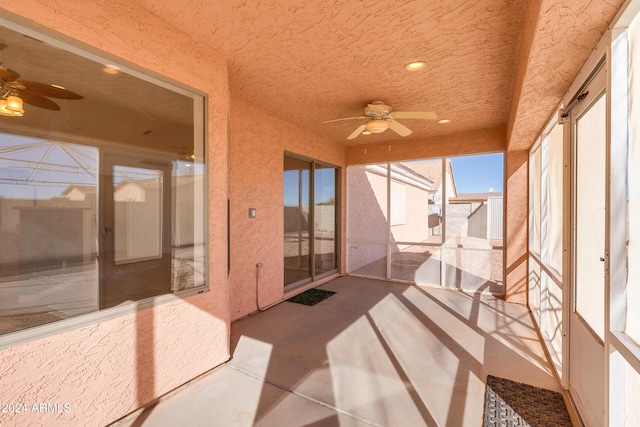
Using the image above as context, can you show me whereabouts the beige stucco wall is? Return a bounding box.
[228,97,345,320]
[505,150,529,304]
[0,2,230,426]
[345,126,506,164]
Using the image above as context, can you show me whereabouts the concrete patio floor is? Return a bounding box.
[113,276,562,426]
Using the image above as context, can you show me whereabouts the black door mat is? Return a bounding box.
[483,375,572,427]
[286,288,336,306]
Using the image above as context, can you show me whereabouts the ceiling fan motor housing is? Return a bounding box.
[364,101,392,118]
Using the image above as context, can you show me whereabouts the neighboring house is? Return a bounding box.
[449,191,504,241]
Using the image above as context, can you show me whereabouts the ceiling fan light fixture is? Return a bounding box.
[405,61,426,71]
[362,130,372,135]
[366,119,389,133]
[0,100,14,116]
[6,94,24,115]
[0,98,23,117]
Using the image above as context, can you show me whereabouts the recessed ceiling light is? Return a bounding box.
[438,119,451,124]
[103,64,121,75]
[405,61,426,71]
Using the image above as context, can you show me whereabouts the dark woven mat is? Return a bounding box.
[286,288,336,306]
[483,375,572,427]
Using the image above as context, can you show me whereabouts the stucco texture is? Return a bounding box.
[0,1,230,425]
[345,126,506,165]
[505,150,529,304]
[228,97,345,320]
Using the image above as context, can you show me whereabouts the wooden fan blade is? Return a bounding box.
[392,111,437,120]
[0,66,20,82]
[322,116,365,124]
[389,119,412,137]
[20,92,61,111]
[19,81,83,99]
[347,124,366,140]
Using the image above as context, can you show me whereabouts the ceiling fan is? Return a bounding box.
[0,64,83,117]
[323,100,437,140]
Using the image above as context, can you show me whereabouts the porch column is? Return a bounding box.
[505,150,528,304]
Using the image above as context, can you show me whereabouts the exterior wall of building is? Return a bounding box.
[390,180,432,243]
[345,126,505,164]
[228,97,345,320]
[0,2,231,426]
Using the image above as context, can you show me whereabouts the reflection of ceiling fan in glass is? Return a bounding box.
[0,65,83,117]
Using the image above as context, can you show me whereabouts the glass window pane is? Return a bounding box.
[0,20,207,333]
[113,166,163,264]
[314,165,336,276]
[284,156,311,286]
[0,135,99,333]
[172,160,206,291]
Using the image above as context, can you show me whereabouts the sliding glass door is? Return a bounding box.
[284,154,338,288]
[314,164,337,277]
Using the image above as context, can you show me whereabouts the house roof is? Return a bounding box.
[133,0,623,151]
[401,159,457,197]
[61,185,96,196]
[450,192,503,203]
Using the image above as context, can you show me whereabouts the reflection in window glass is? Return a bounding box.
[0,131,207,330]
[0,19,206,335]
[284,155,339,287]
[314,165,337,276]
[283,156,311,286]
[113,166,163,264]
[0,135,98,334]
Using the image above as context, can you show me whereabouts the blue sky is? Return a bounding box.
[449,153,504,194]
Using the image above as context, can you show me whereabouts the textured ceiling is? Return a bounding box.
[131,0,622,150]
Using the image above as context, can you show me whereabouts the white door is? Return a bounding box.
[99,154,172,308]
[569,64,607,426]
